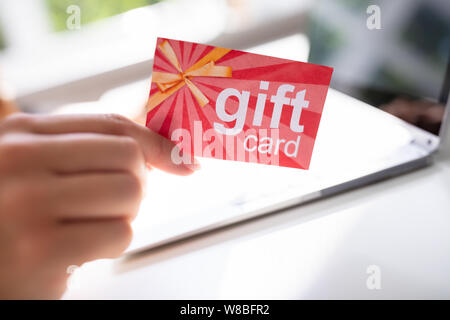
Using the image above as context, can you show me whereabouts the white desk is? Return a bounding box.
[63,155,450,299]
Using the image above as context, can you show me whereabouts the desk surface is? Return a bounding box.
[63,156,450,299]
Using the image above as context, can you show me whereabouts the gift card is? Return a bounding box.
[146,38,333,169]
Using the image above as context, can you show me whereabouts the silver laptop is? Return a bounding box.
[126,0,450,255]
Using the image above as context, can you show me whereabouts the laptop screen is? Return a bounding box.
[307,0,450,135]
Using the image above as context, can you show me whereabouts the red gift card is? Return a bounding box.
[146,38,333,169]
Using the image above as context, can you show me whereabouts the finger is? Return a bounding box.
[27,114,199,175]
[49,173,142,221]
[6,132,145,176]
[50,219,133,266]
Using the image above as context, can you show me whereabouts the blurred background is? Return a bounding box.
[0,0,448,133]
[0,0,313,120]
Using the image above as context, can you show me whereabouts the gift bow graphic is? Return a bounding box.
[147,40,232,112]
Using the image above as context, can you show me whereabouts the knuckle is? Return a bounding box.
[120,173,143,201]
[117,173,143,222]
[120,137,143,167]
[110,221,133,257]
[121,136,140,157]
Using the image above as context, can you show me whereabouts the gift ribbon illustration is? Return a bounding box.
[147,40,232,111]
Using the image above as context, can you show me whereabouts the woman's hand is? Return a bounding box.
[0,113,197,299]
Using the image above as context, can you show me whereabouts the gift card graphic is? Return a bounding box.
[146,38,333,169]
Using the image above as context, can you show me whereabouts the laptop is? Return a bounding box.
[126,0,450,255]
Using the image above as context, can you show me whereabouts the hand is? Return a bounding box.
[0,113,197,299]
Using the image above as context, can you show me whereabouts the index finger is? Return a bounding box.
[25,113,199,175]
